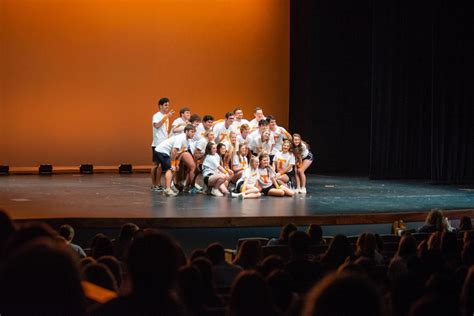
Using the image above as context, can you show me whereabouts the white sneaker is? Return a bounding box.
[295,188,301,194]
[238,193,245,200]
[230,192,242,198]
[301,187,307,194]
[194,183,203,190]
[211,188,224,197]
[164,188,178,197]
[171,184,179,193]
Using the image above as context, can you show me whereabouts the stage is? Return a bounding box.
[0,174,473,229]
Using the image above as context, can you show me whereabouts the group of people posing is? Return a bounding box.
[151,97,314,198]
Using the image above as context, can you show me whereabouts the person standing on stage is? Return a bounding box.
[170,107,191,136]
[151,97,174,192]
[154,125,196,197]
[292,133,314,195]
[196,115,214,139]
[213,112,236,144]
[249,107,266,131]
[232,107,250,134]
[267,115,292,155]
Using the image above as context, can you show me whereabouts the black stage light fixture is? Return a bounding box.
[80,164,94,174]
[0,165,9,175]
[119,164,133,174]
[39,164,53,175]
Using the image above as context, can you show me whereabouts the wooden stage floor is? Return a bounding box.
[0,174,473,228]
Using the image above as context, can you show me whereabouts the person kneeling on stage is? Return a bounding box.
[273,140,296,188]
[155,125,196,197]
[202,142,238,197]
[234,156,262,199]
[257,153,294,197]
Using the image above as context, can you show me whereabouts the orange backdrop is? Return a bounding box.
[0,0,289,166]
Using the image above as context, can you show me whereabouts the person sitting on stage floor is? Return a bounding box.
[232,107,250,135]
[217,142,233,177]
[236,124,251,147]
[196,114,214,139]
[273,140,296,188]
[232,143,249,184]
[58,224,86,258]
[249,106,266,131]
[234,156,262,199]
[155,125,196,197]
[257,153,294,197]
[292,133,314,195]
[213,112,237,144]
[251,130,275,158]
[202,142,233,197]
[170,107,191,136]
[151,97,174,192]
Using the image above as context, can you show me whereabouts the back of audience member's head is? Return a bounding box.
[337,262,366,276]
[307,224,324,245]
[127,229,179,295]
[323,234,354,265]
[464,230,474,246]
[459,216,472,231]
[97,256,123,288]
[288,230,311,257]
[425,209,447,232]
[396,234,417,258]
[118,223,139,242]
[303,272,384,316]
[408,293,461,316]
[80,257,96,269]
[190,248,207,261]
[427,231,442,251]
[191,257,214,289]
[205,242,226,265]
[440,231,458,256]
[0,238,86,315]
[4,222,57,256]
[0,209,16,252]
[391,272,425,316]
[58,224,75,243]
[356,233,378,258]
[462,241,474,266]
[229,271,277,316]
[82,262,118,293]
[279,223,298,244]
[374,234,384,252]
[258,255,284,277]
[234,239,262,269]
[177,265,205,314]
[266,270,295,313]
[91,234,114,259]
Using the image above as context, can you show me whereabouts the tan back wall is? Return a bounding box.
[0,0,289,166]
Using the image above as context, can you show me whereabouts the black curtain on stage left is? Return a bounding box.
[369,1,474,183]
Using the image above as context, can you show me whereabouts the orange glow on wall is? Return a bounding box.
[0,0,289,166]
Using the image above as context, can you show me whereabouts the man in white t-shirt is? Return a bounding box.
[170,107,191,136]
[248,107,266,131]
[213,112,236,143]
[267,115,292,156]
[231,107,250,135]
[151,97,175,191]
[155,125,196,197]
[247,119,270,153]
[196,115,214,139]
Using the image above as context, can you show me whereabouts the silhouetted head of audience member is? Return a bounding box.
[464,231,474,246]
[59,224,75,243]
[80,257,96,269]
[258,255,285,277]
[322,234,354,268]
[118,223,139,242]
[459,216,472,232]
[0,209,16,253]
[307,224,324,245]
[190,248,207,261]
[177,265,205,315]
[441,231,458,256]
[97,256,123,288]
[205,242,226,265]
[288,230,311,258]
[279,223,298,245]
[91,234,114,259]
[82,262,118,293]
[127,229,179,296]
[427,231,443,251]
[356,233,378,258]
[391,272,425,316]
[396,234,417,258]
[234,239,262,269]
[229,271,277,316]
[424,209,447,232]
[4,222,57,256]
[462,241,474,266]
[266,270,295,313]
[0,238,86,315]
[303,272,384,316]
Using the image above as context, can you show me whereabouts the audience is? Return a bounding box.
[417,209,448,233]
[459,215,473,231]
[267,222,298,246]
[0,208,472,316]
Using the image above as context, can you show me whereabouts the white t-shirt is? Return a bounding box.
[250,136,274,155]
[237,134,250,146]
[270,126,291,155]
[238,167,259,187]
[202,154,221,177]
[232,154,248,171]
[192,137,209,155]
[257,167,276,189]
[213,122,236,143]
[273,151,295,173]
[171,117,187,136]
[151,111,169,147]
[249,117,266,130]
[155,134,189,156]
[195,123,208,139]
[232,119,250,134]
